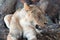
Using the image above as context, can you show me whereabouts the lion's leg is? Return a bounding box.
[24,28,37,40]
[7,33,17,40]
[7,30,20,40]
[20,19,37,40]
[27,33,37,40]
[6,15,23,40]
[4,14,12,28]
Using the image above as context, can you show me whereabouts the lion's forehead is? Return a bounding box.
[17,8,27,19]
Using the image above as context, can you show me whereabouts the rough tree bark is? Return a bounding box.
[0,0,17,40]
[0,0,17,27]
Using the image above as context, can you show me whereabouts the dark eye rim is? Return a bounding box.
[25,0,33,5]
[44,23,47,25]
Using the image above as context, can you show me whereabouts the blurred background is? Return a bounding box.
[0,0,60,40]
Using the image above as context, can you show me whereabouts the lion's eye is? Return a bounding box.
[44,23,47,25]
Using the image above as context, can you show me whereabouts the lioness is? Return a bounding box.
[4,0,49,40]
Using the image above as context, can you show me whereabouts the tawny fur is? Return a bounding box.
[4,0,48,40]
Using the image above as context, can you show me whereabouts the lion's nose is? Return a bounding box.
[35,25,42,30]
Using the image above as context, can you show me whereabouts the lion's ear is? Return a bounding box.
[24,3,30,10]
[39,0,48,12]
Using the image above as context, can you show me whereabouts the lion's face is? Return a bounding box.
[25,5,48,28]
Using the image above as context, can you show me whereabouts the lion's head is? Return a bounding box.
[27,5,48,28]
